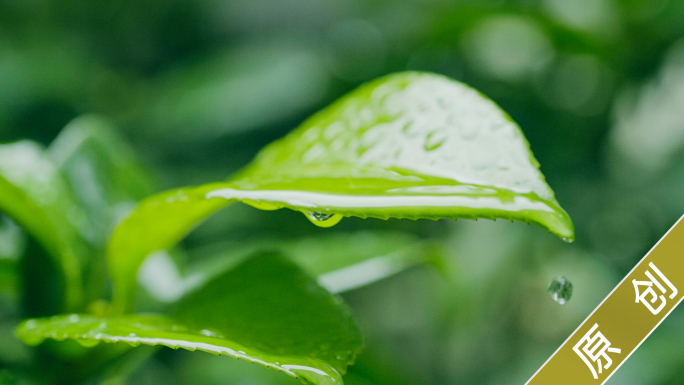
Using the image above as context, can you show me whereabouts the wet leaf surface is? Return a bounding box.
[17,253,363,385]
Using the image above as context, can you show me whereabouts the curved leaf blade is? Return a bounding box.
[224,71,572,237]
[18,253,363,385]
[0,141,87,310]
[108,184,231,313]
[108,71,573,312]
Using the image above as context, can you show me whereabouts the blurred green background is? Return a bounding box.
[2,0,684,384]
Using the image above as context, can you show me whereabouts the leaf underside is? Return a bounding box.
[17,253,363,385]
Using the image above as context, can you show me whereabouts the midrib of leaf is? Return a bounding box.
[214,172,570,226]
[18,314,344,385]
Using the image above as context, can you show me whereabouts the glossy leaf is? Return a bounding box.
[108,71,573,312]
[226,72,571,234]
[18,253,363,385]
[0,141,88,310]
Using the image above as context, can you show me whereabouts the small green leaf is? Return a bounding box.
[108,71,573,312]
[0,141,88,311]
[18,253,363,385]
[49,115,156,246]
[48,115,157,305]
[108,185,231,312]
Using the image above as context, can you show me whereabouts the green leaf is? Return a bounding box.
[108,184,231,312]
[48,115,157,305]
[17,253,363,385]
[0,141,88,311]
[108,71,573,312]
[49,115,156,246]
[225,71,572,234]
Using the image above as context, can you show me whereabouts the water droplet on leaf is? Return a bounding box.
[304,212,343,228]
[547,276,573,305]
[423,131,446,151]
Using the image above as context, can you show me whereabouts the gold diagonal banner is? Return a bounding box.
[527,214,684,384]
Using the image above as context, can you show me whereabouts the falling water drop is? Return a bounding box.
[547,276,573,305]
[304,211,343,228]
